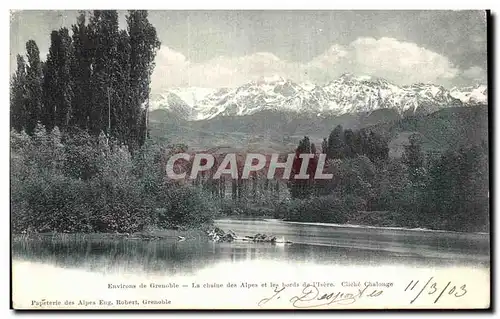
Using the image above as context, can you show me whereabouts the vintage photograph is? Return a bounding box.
[10,10,490,309]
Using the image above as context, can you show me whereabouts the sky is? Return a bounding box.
[10,10,488,92]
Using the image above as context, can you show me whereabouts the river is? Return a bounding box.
[11,218,490,309]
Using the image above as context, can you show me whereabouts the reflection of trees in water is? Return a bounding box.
[216,243,289,263]
[12,239,224,275]
[12,236,488,274]
[12,239,294,275]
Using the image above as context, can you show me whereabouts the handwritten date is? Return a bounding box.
[404,277,467,304]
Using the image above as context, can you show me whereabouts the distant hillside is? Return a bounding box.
[148,108,400,151]
[148,105,488,156]
[365,105,488,157]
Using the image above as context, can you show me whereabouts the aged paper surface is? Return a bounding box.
[12,261,490,309]
[10,10,489,310]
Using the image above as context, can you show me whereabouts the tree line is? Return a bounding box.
[10,10,161,151]
[322,125,389,162]
[287,125,389,199]
[280,124,489,232]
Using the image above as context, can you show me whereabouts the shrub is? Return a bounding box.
[10,126,218,233]
[11,171,93,233]
[157,185,218,229]
[277,195,350,224]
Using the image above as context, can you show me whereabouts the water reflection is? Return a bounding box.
[11,219,489,276]
[12,237,488,277]
[11,220,490,310]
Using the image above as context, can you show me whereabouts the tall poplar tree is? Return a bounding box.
[127,10,161,150]
[87,10,120,136]
[114,29,132,144]
[70,12,93,131]
[25,40,43,134]
[327,125,345,160]
[10,55,27,132]
[42,29,74,131]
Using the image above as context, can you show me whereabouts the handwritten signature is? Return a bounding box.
[258,277,469,308]
[258,285,383,309]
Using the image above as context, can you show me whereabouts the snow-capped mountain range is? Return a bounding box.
[150,74,487,121]
[450,84,488,105]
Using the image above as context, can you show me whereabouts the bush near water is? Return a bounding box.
[11,127,217,233]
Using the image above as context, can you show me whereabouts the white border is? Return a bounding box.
[2,2,497,318]
[4,1,499,10]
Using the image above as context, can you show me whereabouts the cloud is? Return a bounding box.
[462,66,487,82]
[308,44,348,68]
[344,37,459,84]
[152,49,303,90]
[157,46,188,66]
[152,37,474,91]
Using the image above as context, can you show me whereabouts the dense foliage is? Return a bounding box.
[11,126,217,233]
[278,127,489,232]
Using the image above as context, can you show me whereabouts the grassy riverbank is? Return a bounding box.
[11,228,210,243]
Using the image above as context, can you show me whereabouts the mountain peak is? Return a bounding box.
[450,84,488,105]
[333,74,397,88]
[151,76,485,121]
[255,74,287,84]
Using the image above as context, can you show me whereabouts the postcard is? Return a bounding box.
[10,9,490,310]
